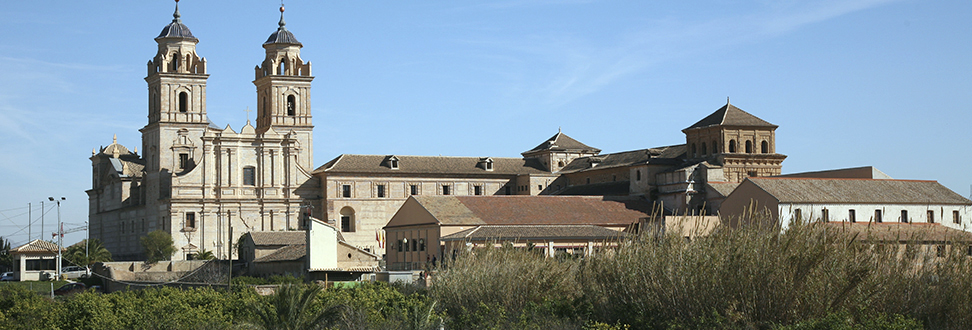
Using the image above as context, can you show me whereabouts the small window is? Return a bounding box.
[377,184,386,198]
[179,153,190,170]
[442,185,451,195]
[612,175,617,182]
[341,215,352,232]
[538,185,543,190]
[875,209,883,223]
[794,209,802,222]
[745,140,753,153]
[761,141,769,153]
[954,210,961,224]
[397,240,403,252]
[636,170,642,181]
[936,245,946,258]
[928,210,935,223]
[691,143,697,157]
[286,95,296,116]
[712,141,718,154]
[586,178,591,184]
[748,171,757,177]
[411,239,417,252]
[419,239,426,251]
[485,161,493,171]
[390,159,399,169]
[701,142,707,156]
[821,209,829,222]
[728,140,737,153]
[243,167,256,186]
[342,184,351,198]
[849,209,856,223]
[186,212,196,229]
[179,92,188,113]
[410,184,419,195]
[474,185,482,196]
[901,210,908,223]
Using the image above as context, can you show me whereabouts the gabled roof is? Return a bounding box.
[557,181,631,196]
[744,178,972,205]
[706,182,740,198]
[559,145,686,174]
[313,154,548,175]
[248,231,308,246]
[406,196,651,227]
[253,244,305,263]
[440,225,625,241]
[822,222,972,243]
[684,102,777,131]
[522,132,601,156]
[10,239,63,254]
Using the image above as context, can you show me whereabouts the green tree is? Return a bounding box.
[0,237,12,272]
[141,230,175,263]
[245,284,343,330]
[64,239,113,267]
[194,248,215,260]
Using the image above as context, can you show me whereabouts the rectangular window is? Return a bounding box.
[410,184,419,196]
[341,215,352,232]
[243,167,256,186]
[900,210,908,223]
[936,245,946,258]
[442,185,451,195]
[377,184,386,198]
[538,185,543,190]
[419,239,426,251]
[849,209,856,223]
[411,239,418,252]
[928,210,935,223]
[954,210,961,224]
[474,185,483,196]
[505,186,512,195]
[342,184,351,198]
[636,170,642,181]
[794,209,802,222]
[875,209,882,223]
[821,209,829,222]
[397,239,403,252]
[186,212,196,229]
[179,153,189,170]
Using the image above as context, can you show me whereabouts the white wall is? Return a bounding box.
[777,203,972,232]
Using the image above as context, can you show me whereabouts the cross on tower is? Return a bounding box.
[244,107,253,122]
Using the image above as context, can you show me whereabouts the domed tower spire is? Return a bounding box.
[254,3,315,168]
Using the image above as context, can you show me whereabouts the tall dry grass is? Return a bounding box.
[432,220,972,329]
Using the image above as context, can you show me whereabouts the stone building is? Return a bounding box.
[87,3,320,261]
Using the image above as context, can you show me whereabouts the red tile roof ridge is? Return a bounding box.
[755,177,937,183]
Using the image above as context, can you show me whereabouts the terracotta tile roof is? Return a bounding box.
[253,244,305,262]
[409,196,651,227]
[684,103,777,130]
[440,225,626,241]
[314,154,548,175]
[522,132,601,155]
[557,181,630,196]
[249,231,307,246]
[707,182,740,197]
[560,145,686,174]
[10,239,63,254]
[822,222,972,243]
[746,178,972,205]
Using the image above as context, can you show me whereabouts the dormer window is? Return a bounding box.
[386,156,400,169]
[479,157,494,171]
[589,157,603,168]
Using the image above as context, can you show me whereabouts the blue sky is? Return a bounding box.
[1,0,970,247]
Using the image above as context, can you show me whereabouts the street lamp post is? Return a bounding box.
[49,197,64,279]
[402,237,408,271]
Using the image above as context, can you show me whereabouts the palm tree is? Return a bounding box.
[244,284,344,330]
[64,239,113,267]
[194,249,215,260]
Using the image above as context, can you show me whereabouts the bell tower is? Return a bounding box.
[141,0,209,174]
[254,5,315,169]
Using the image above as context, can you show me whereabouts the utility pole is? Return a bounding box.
[28,203,31,242]
[40,201,44,243]
[49,197,64,279]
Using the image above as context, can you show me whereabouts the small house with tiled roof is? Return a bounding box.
[238,226,379,280]
[383,195,652,270]
[10,239,64,281]
[720,177,972,232]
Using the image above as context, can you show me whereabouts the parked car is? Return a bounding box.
[0,272,15,281]
[60,266,89,279]
[53,282,86,296]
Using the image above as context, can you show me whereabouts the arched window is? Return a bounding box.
[171,53,180,72]
[340,207,355,232]
[178,92,188,113]
[701,142,707,156]
[286,95,296,116]
[712,141,718,154]
[761,141,769,153]
[745,140,753,153]
[728,140,736,153]
[278,60,285,75]
[691,143,697,157]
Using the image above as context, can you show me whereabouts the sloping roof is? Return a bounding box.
[248,231,307,246]
[409,196,651,227]
[440,225,626,241]
[253,244,305,263]
[685,103,777,130]
[557,181,631,196]
[822,222,972,243]
[522,132,601,155]
[10,239,63,254]
[156,4,197,41]
[264,11,302,46]
[775,166,892,179]
[314,154,547,175]
[560,145,687,174]
[746,178,972,205]
[707,182,740,198]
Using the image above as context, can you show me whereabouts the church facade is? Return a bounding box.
[87,4,321,261]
